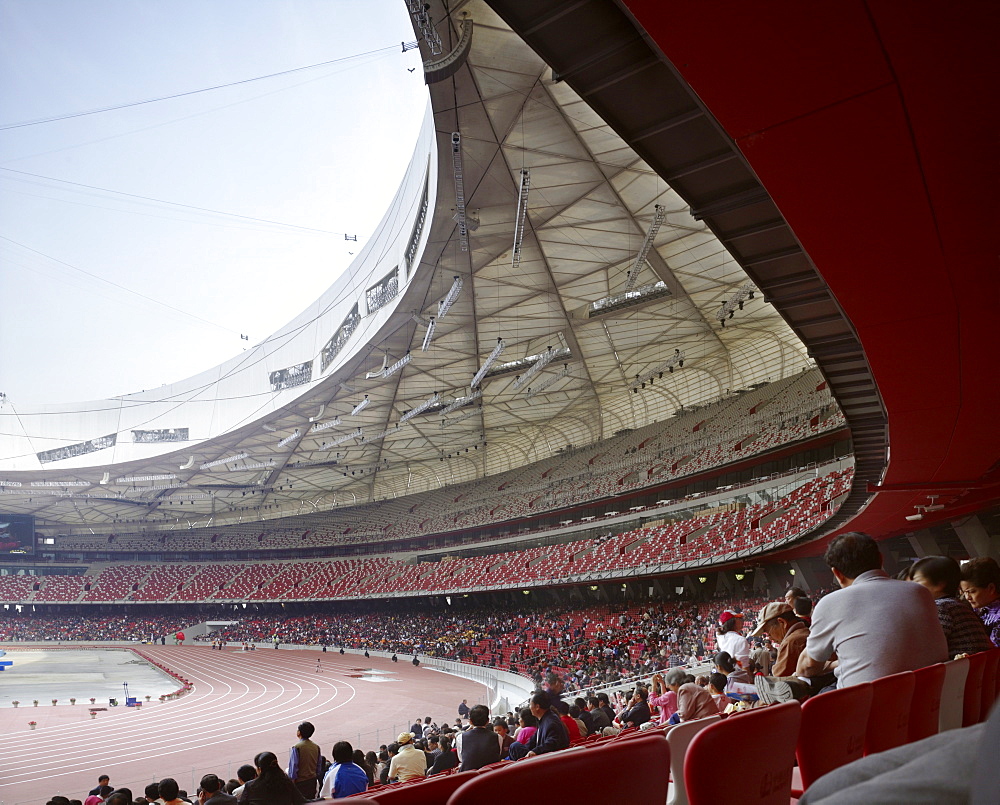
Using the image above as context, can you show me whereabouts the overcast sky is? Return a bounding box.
[0,0,426,405]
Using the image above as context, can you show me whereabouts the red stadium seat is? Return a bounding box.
[683,702,800,805]
[864,671,914,755]
[978,647,1000,722]
[962,649,988,727]
[369,771,478,804]
[665,714,721,805]
[939,656,969,731]
[908,663,945,742]
[793,682,872,796]
[446,733,669,805]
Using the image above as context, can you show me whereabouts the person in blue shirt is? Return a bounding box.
[318,741,369,800]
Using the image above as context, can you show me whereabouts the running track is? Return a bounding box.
[0,646,490,805]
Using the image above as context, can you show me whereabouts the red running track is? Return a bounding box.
[0,646,490,805]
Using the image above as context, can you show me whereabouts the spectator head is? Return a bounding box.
[439,735,452,751]
[518,707,537,727]
[717,610,744,634]
[397,731,414,746]
[597,692,610,706]
[528,691,550,719]
[144,783,160,801]
[635,687,648,701]
[960,557,1000,609]
[569,704,581,718]
[792,596,812,617]
[824,532,882,583]
[199,774,222,794]
[365,751,378,768]
[468,704,490,727]
[911,555,962,599]
[297,721,315,740]
[784,586,806,606]
[492,718,508,735]
[574,697,587,710]
[225,779,241,794]
[46,799,70,805]
[665,668,687,690]
[748,601,797,639]
[713,651,737,674]
[236,765,257,784]
[158,779,179,801]
[387,742,400,756]
[332,740,354,764]
[708,672,728,695]
[424,716,432,724]
[545,672,564,692]
[98,777,110,787]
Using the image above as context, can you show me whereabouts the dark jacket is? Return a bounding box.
[459,726,502,771]
[526,710,570,755]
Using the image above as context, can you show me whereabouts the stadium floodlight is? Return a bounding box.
[440,389,482,415]
[29,480,90,487]
[231,460,276,471]
[630,349,686,390]
[421,316,436,351]
[625,204,667,291]
[400,393,440,423]
[716,283,757,326]
[115,473,177,484]
[511,168,530,268]
[526,363,571,399]
[512,345,556,390]
[471,338,505,389]
[0,480,22,487]
[310,417,342,434]
[363,424,406,443]
[351,396,370,416]
[325,428,363,448]
[200,453,248,470]
[438,276,463,318]
[382,352,411,379]
[441,405,482,428]
[277,430,300,448]
[452,133,469,251]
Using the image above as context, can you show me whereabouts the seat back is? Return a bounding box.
[939,656,970,731]
[963,650,988,727]
[864,670,914,755]
[978,647,1000,722]
[666,715,721,805]
[909,663,946,742]
[446,733,669,805]
[796,682,872,790]
[371,770,478,804]
[684,702,801,805]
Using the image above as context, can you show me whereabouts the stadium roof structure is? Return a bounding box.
[5,1,995,550]
[0,1,815,534]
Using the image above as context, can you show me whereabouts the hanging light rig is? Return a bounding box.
[471,338,505,389]
[625,204,667,291]
[511,168,530,269]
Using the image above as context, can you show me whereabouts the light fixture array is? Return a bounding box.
[30,480,90,487]
[512,346,556,390]
[625,204,667,290]
[351,396,370,416]
[383,352,411,378]
[526,363,571,399]
[630,349,685,391]
[201,453,248,470]
[325,428,363,448]
[451,133,469,251]
[471,338,505,389]
[441,405,481,428]
[421,317,436,351]
[310,417,342,434]
[115,473,177,483]
[717,284,757,326]
[277,430,300,448]
[400,393,440,423]
[440,389,482,415]
[438,276,463,318]
[511,168,530,268]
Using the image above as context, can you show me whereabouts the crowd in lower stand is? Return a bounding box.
[28,546,1000,804]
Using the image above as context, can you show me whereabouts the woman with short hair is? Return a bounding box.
[237,752,306,805]
[960,556,1000,648]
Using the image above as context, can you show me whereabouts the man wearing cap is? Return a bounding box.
[716,610,750,672]
[749,601,809,677]
[387,732,426,782]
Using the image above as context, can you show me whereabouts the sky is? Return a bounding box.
[0,0,427,405]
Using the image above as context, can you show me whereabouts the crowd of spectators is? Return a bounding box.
[0,614,197,643]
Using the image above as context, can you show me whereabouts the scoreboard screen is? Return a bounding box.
[0,513,34,554]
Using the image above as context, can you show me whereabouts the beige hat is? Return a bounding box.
[748,601,793,637]
[397,732,413,745]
